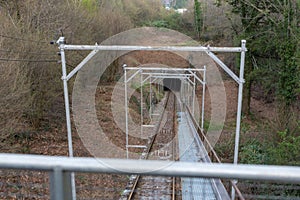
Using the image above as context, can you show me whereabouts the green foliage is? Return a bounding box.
[277,41,299,106]
[121,0,165,26]
[194,0,203,39]
[81,0,98,12]
[239,129,300,165]
[240,139,266,164]
[218,0,300,108]
[147,20,169,28]
[266,130,300,165]
[174,0,188,9]
[144,12,190,34]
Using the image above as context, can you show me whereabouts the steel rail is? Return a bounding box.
[124,67,205,72]
[127,92,171,200]
[172,93,177,200]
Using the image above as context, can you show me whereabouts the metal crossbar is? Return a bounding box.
[62,45,244,52]
[0,153,300,185]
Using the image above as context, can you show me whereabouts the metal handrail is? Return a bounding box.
[1,154,300,200]
[0,154,300,182]
[185,106,245,200]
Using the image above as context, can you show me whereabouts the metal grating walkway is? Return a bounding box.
[177,111,230,200]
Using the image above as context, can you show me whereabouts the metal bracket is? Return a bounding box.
[56,37,65,45]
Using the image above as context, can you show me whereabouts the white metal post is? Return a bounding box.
[184,81,187,106]
[192,72,196,116]
[59,37,76,200]
[140,69,143,137]
[182,80,185,105]
[186,81,188,107]
[149,76,152,120]
[158,80,160,96]
[232,40,246,200]
[201,66,206,131]
[123,65,129,159]
[188,81,191,110]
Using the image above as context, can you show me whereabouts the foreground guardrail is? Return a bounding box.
[0,154,300,200]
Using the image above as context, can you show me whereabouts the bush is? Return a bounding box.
[0,0,134,133]
[240,139,266,164]
[266,130,300,165]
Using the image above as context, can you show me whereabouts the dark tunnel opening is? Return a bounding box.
[163,78,181,92]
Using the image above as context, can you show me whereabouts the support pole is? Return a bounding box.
[192,72,196,116]
[123,65,129,159]
[232,40,246,200]
[59,37,76,200]
[140,69,143,138]
[201,66,206,131]
[149,76,152,120]
[188,81,191,110]
[50,168,64,200]
[50,168,72,200]
[184,80,187,106]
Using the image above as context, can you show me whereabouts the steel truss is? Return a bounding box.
[123,66,206,158]
[56,37,247,199]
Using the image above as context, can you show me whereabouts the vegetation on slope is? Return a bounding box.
[0,0,299,165]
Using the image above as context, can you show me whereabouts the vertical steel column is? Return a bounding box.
[140,69,143,137]
[158,79,160,96]
[233,40,246,164]
[182,80,185,105]
[201,66,206,130]
[184,80,187,105]
[192,72,196,116]
[50,168,72,200]
[123,65,129,158]
[232,40,246,200]
[180,79,183,103]
[149,76,152,120]
[188,81,192,110]
[50,168,64,200]
[59,38,76,200]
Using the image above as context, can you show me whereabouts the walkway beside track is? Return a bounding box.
[177,111,230,200]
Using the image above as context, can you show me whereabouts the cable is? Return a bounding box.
[0,34,48,44]
[0,49,56,56]
[0,58,58,63]
[66,63,75,68]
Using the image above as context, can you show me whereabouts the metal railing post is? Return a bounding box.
[149,76,152,120]
[192,72,196,116]
[58,37,76,200]
[232,40,247,200]
[50,168,72,200]
[123,65,129,159]
[140,69,143,137]
[201,66,206,131]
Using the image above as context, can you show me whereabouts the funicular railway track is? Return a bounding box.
[127,91,178,200]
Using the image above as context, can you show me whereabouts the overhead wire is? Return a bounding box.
[0,34,59,62]
[0,49,57,56]
[0,58,58,63]
[0,35,74,65]
[0,34,48,44]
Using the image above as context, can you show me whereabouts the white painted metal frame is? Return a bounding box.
[1,154,300,189]
[123,66,206,158]
[57,37,247,199]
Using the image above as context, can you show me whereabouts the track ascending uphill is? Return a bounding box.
[126,92,179,200]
